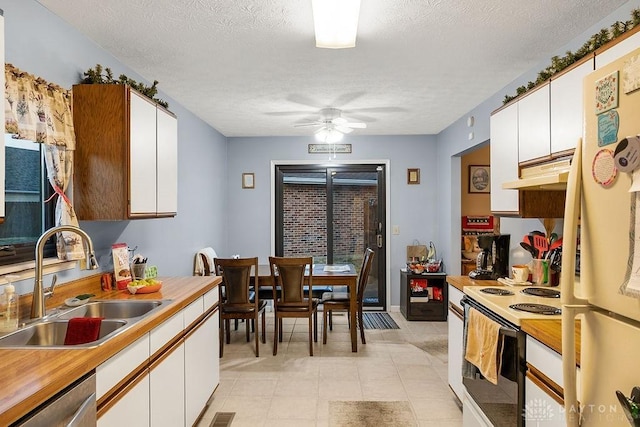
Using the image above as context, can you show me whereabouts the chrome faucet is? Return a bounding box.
[31,225,99,319]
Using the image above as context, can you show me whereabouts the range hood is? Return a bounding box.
[502,158,571,191]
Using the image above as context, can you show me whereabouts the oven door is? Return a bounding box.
[462,296,525,427]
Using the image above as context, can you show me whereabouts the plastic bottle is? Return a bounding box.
[0,283,18,333]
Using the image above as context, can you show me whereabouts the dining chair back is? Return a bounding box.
[269,256,319,356]
[322,248,375,345]
[215,257,266,357]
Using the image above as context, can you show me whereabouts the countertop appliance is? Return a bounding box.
[461,286,562,426]
[468,234,510,280]
[562,46,640,427]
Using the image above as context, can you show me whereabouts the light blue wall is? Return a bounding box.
[435,0,640,276]
[226,135,437,306]
[4,0,640,300]
[2,1,228,293]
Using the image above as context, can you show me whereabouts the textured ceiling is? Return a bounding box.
[37,0,627,137]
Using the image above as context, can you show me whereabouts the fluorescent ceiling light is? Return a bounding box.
[312,0,361,49]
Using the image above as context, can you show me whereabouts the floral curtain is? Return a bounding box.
[5,64,84,260]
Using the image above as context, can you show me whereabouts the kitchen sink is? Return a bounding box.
[0,319,127,348]
[57,300,167,320]
[0,299,172,348]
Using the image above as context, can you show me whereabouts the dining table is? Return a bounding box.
[256,263,360,352]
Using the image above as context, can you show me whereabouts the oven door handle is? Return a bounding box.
[500,327,517,338]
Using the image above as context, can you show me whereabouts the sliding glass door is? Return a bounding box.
[275,164,386,309]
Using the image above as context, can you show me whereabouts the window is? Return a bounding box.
[0,135,55,266]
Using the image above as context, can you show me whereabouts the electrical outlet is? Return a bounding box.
[392,225,400,235]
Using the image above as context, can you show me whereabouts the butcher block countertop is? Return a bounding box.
[445,275,497,292]
[521,319,581,366]
[446,276,580,364]
[0,274,221,425]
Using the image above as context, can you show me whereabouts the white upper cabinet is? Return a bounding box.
[518,84,550,162]
[0,12,5,219]
[156,107,178,215]
[129,91,158,215]
[596,30,640,69]
[550,58,595,154]
[490,103,519,213]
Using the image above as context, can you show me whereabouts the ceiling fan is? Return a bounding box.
[294,107,366,143]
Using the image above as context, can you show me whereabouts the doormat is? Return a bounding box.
[329,400,417,426]
[209,412,235,427]
[362,312,400,329]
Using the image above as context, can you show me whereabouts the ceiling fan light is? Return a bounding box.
[311,0,361,49]
[315,127,330,142]
[325,129,344,143]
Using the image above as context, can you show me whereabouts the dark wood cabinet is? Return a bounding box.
[400,271,447,321]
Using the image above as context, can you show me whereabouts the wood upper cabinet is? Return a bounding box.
[72,84,177,220]
[490,103,519,214]
[518,83,550,162]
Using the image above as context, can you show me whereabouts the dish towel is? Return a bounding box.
[464,307,504,385]
[194,247,218,275]
[461,302,479,380]
[64,317,103,345]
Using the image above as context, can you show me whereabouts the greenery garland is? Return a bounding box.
[503,8,640,104]
[80,64,169,109]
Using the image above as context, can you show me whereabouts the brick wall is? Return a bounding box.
[283,183,377,264]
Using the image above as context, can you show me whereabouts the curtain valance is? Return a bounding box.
[5,63,75,149]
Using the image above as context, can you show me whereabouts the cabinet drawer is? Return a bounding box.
[526,335,563,387]
[203,288,219,310]
[184,296,204,328]
[97,334,149,400]
[150,311,183,355]
[449,285,464,308]
[410,302,444,319]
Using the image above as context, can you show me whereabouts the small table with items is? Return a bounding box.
[400,270,448,321]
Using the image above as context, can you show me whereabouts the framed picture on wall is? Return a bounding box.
[242,173,255,189]
[407,168,420,184]
[468,165,490,193]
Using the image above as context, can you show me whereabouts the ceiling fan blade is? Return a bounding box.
[344,122,366,129]
[286,94,323,109]
[334,125,354,134]
[294,122,323,127]
[265,110,315,117]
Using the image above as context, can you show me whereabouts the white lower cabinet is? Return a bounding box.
[185,310,220,425]
[98,292,219,427]
[525,376,566,426]
[98,372,150,427]
[447,293,464,401]
[96,334,150,400]
[150,341,185,427]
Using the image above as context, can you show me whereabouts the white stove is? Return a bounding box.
[463,285,562,326]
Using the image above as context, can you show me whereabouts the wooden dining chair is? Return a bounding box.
[322,248,375,345]
[215,257,266,357]
[269,256,319,356]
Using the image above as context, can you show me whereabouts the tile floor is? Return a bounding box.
[197,310,463,426]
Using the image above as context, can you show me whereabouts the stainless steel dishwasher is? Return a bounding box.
[13,373,96,427]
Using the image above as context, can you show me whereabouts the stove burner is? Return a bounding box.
[509,303,562,315]
[521,288,560,298]
[480,287,514,296]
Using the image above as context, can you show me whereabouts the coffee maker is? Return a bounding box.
[468,234,510,280]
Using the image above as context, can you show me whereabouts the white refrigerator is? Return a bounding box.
[562,46,640,427]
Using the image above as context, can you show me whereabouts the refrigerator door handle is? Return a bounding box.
[562,304,590,427]
[561,138,588,306]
